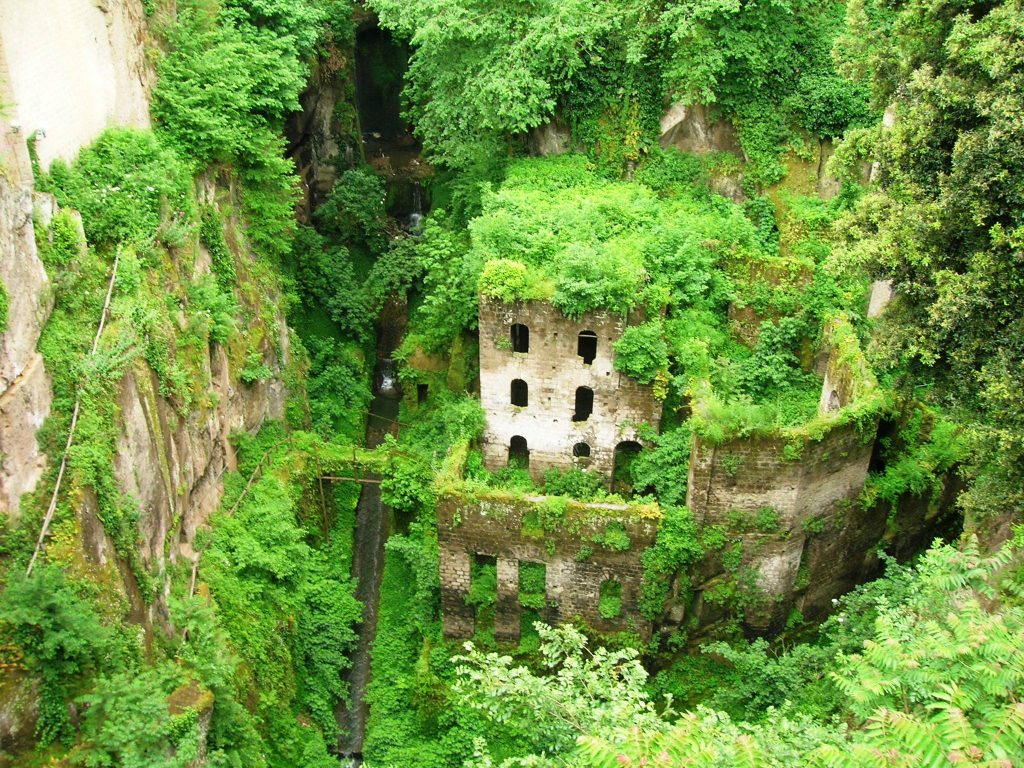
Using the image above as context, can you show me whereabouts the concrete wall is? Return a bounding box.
[478,297,662,481]
[438,492,658,641]
[0,0,151,170]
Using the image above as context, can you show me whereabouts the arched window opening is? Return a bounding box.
[572,442,592,466]
[511,323,529,353]
[511,379,529,407]
[572,386,594,422]
[612,441,643,494]
[509,435,530,468]
[577,330,597,365]
[598,579,622,619]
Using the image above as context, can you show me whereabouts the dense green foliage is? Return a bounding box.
[5,0,1023,764]
[831,0,1024,529]
[366,0,873,182]
[413,153,859,443]
[1,1,368,764]
[454,536,1024,766]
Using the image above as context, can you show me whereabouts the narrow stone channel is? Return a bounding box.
[337,310,404,764]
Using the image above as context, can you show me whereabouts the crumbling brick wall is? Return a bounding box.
[682,423,880,633]
[477,297,662,481]
[438,492,658,641]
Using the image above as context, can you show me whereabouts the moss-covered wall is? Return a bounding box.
[437,491,659,641]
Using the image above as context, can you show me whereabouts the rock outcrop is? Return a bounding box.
[0,119,53,518]
[0,0,151,170]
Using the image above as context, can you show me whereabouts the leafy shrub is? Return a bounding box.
[314,169,388,251]
[239,352,274,384]
[542,467,605,500]
[49,128,194,248]
[868,409,967,505]
[77,666,205,768]
[466,561,497,608]
[153,10,305,165]
[198,206,236,290]
[629,424,692,507]
[292,227,374,342]
[592,522,632,552]
[188,276,238,344]
[304,336,371,441]
[788,73,873,138]
[552,244,646,318]
[598,580,622,619]
[0,567,118,745]
[613,321,669,384]
[518,562,547,610]
[638,505,702,620]
[479,258,548,303]
[634,148,703,195]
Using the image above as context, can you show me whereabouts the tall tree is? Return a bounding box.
[832,0,1024,532]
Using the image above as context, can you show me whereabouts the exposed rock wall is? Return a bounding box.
[287,56,361,219]
[0,105,53,518]
[113,342,287,625]
[659,103,742,157]
[438,492,659,640]
[0,0,151,170]
[0,0,292,558]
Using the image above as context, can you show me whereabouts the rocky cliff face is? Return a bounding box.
[0,0,295,611]
[0,0,152,169]
[0,125,53,518]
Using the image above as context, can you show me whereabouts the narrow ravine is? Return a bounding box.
[337,306,404,764]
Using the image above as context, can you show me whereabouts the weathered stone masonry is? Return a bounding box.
[441,301,898,639]
[685,424,877,630]
[438,492,658,641]
[478,297,663,481]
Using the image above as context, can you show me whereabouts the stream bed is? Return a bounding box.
[337,345,402,763]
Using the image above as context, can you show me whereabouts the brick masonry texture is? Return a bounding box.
[438,493,658,641]
[478,297,663,481]
[439,295,936,641]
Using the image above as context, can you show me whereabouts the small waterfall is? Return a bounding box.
[377,358,398,394]
[337,299,406,765]
[405,181,424,236]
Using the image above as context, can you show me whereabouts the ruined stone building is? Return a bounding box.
[436,308,904,641]
[477,296,663,482]
[438,493,659,641]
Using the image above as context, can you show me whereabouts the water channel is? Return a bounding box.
[337,317,403,764]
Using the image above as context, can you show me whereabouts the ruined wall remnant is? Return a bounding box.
[683,314,884,632]
[478,297,662,481]
[438,491,659,641]
[686,423,877,631]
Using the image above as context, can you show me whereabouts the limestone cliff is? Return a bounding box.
[0,105,53,519]
[0,0,296,621]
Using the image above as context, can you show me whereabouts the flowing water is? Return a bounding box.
[337,339,402,764]
[405,181,424,236]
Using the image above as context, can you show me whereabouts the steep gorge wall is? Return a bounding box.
[0,1,292,610]
[0,0,151,170]
[0,134,52,517]
[0,0,152,519]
